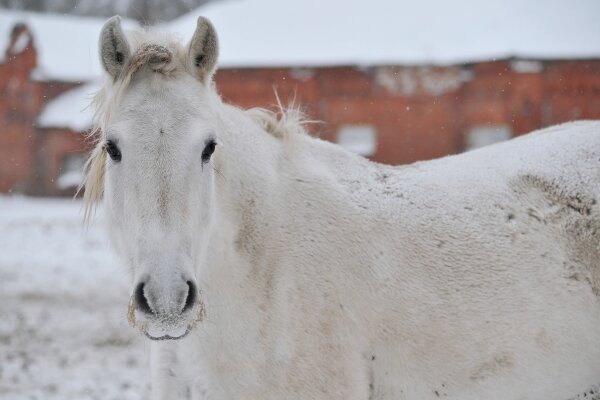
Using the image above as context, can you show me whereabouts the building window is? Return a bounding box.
[466,125,512,151]
[57,154,85,190]
[336,125,377,157]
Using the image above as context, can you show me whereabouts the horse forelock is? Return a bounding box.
[128,43,174,74]
[93,29,187,131]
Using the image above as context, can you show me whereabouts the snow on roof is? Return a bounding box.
[167,0,600,67]
[0,10,136,82]
[37,81,99,130]
[2,1,600,81]
[32,0,600,131]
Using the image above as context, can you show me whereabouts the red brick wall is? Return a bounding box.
[0,24,43,193]
[543,61,600,125]
[30,128,91,197]
[215,60,600,164]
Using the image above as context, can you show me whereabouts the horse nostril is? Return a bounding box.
[183,280,197,313]
[134,282,154,315]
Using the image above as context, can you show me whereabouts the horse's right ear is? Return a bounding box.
[187,17,219,83]
[99,16,130,79]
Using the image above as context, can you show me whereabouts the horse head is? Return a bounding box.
[85,16,220,340]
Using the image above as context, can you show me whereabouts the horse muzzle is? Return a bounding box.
[128,275,206,340]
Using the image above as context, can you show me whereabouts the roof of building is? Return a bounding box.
[28,0,600,130]
[168,0,600,68]
[36,81,99,131]
[3,0,600,82]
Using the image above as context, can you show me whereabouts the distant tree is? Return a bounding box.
[0,0,213,23]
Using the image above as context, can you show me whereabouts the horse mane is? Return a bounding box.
[81,27,313,223]
[246,104,311,140]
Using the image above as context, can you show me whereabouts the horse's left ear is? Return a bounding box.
[187,16,219,83]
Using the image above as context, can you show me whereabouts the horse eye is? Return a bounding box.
[105,140,122,161]
[201,140,217,163]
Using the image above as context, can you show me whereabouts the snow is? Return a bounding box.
[167,0,600,68]
[37,81,99,131]
[14,0,600,131]
[2,0,599,83]
[0,196,149,399]
[11,29,31,54]
[56,169,84,189]
[0,11,137,82]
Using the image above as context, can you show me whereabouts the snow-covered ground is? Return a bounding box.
[0,196,149,400]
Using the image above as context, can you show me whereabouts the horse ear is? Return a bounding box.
[187,16,219,82]
[99,15,131,79]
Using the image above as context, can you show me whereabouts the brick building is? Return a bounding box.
[1,2,600,196]
[0,23,85,195]
[215,61,600,164]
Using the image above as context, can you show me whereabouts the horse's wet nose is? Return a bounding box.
[133,277,198,316]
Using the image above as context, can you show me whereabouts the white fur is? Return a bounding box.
[90,19,600,400]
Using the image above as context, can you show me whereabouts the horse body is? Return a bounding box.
[87,17,600,400]
[173,116,600,400]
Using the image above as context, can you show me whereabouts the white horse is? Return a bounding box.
[84,15,600,400]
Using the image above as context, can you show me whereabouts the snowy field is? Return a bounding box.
[0,196,149,399]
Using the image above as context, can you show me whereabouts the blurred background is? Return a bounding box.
[1,0,599,398]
